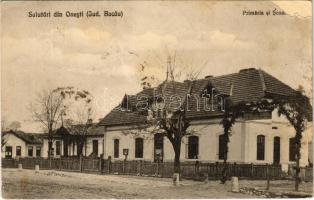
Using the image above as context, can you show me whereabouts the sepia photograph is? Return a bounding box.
[1,0,313,199]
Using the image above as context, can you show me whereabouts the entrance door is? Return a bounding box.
[92,140,98,156]
[5,146,12,159]
[154,133,163,162]
[273,137,280,164]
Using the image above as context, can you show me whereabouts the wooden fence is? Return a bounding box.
[2,158,309,181]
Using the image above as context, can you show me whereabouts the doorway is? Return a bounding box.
[92,140,98,157]
[154,133,163,162]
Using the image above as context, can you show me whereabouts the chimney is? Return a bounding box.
[229,83,234,96]
[205,75,213,79]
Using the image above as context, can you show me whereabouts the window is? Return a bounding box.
[5,146,12,159]
[36,146,41,157]
[289,138,296,161]
[135,138,144,158]
[218,135,225,160]
[114,139,119,158]
[92,140,98,156]
[16,146,21,157]
[256,135,265,160]
[273,137,280,164]
[56,141,61,156]
[28,146,33,157]
[187,136,199,159]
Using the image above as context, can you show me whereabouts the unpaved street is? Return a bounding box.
[2,169,253,199]
[2,169,313,198]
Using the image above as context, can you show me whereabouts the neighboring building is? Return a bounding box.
[42,125,104,158]
[1,130,43,158]
[97,68,312,169]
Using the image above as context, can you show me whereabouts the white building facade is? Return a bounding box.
[97,68,312,170]
[2,131,43,158]
[101,111,311,168]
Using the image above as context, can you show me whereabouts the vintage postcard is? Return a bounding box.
[1,0,313,199]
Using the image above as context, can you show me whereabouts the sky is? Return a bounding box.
[1,1,312,133]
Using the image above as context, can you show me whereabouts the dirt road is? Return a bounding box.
[2,168,252,199]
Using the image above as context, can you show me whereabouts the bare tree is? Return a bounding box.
[137,52,206,90]
[30,87,92,158]
[63,95,93,157]
[124,54,202,183]
[30,88,67,158]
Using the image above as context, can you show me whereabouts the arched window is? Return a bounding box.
[114,139,119,158]
[289,137,296,161]
[218,135,225,160]
[188,136,199,159]
[135,138,144,158]
[273,137,280,164]
[256,135,265,160]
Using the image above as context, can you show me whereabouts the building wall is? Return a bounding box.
[1,133,42,158]
[103,111,311,166]
[1,134,27,158]
[43,139,67,158]
[84,136,104,157]
[104,129,154,161]
[104,120,247,162]
[42,137,104,158]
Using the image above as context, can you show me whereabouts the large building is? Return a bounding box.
[4,68,311,172]
[97,68,312,170]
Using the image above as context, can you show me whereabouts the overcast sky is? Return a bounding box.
[1,1,312,132]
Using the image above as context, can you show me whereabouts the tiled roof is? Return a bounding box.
[43,124,104,137]
[2,130,43,145]
[98,68,298,126]
[99,109,147,126]
[261,70,296,96]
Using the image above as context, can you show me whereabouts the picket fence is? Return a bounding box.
[2,157,312,181]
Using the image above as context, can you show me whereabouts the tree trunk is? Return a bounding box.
[78,142,83,157]
[221,130,229,184]
[174,145,181,174]
[48,130,53,159]
[295,130,302,191]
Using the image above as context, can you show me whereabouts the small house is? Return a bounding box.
[1,130,43,159]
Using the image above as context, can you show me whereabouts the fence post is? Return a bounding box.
[266,163,270,190]
[156,161,159,176]
[140,160,143,176]
[233,162,237,177]
[123,160,126,174]
[207,164,209,179]
[251,163,254,178]
[79,155,83,172]
[99,157,103,174]
[195,161,200,180]
[107,156,111,174]
[18,163,23,171]
[215,162,219,180]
